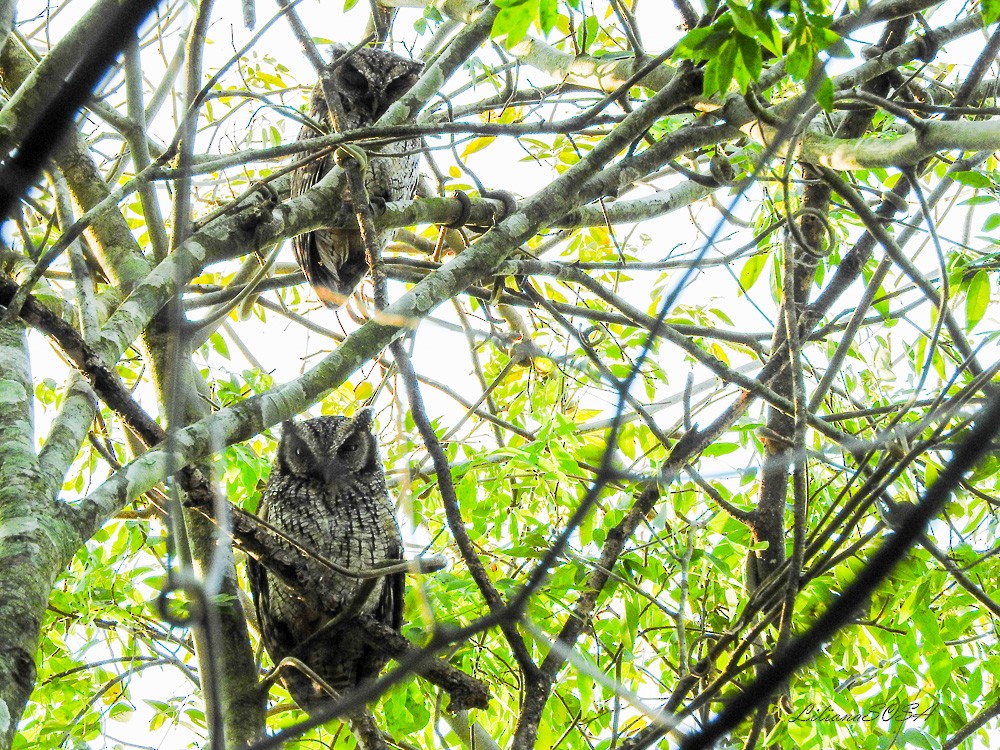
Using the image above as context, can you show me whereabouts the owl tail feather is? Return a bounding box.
[267,656,392,748]
[315,284,351,308]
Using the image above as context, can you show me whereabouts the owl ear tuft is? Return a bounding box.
[328,43,350,60]
[350,407,374,431]
[279,419,302,444]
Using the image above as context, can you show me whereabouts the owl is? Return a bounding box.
[291,45,423,307]
[247,410,404,712]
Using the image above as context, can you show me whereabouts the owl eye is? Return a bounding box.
[385,74,417,99]
[340,440,359,454]
[339,65,368,90]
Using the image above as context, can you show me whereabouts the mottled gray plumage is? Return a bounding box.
[247,410,404,712]
[291,45,422,307]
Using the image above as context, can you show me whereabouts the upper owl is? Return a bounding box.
[312,45,423,127]
[291,46,423,308]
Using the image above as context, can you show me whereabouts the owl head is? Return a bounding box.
[324,45,423,121]
[277,409,378,485]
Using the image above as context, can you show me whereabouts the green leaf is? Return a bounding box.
[492,0,539,47]
[727,4,758,39]
[739,252,768,292]
[538,0,558,34]
[952,170,993,188]
[461,136,496,157]
[704,442,739,457]
[984,0,1000,26]
[673,27,717,61]
[786,42,814,80]
[754,15,784,56]
[815,72,834,111]
[736,32,762,83]
[577,14,598,53]
[704,39,738,97]
[343,0,360,9]
[813,26,843,52]
[965,269,991,330]
[208,331,230,360]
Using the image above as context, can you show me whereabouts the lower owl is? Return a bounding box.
[291,45,423,307]
[247,409,404,711]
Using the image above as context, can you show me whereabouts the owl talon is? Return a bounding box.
[335,143,369,172]
[235,200,274,234]
[480,189,517,222]
[369,196,387,215]
[917,30,939,62]
[233,181,281,232]
[254,181,279,205]
[445,190,472,229]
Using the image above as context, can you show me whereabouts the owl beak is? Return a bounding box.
[321,460,343,485]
